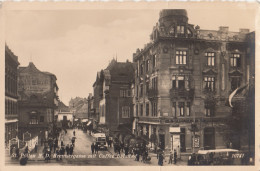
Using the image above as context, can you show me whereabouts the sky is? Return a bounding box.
[5,8,256,105]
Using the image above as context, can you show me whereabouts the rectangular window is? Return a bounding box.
[30,116,38,124]
[179,102,184,116]
[140,84,143,97]
[40,116,44,122]
[176,50,187,65]
[205,52,215,66]
[230,54,241,67]
[152,55,156,68]
[177,26,185,34]
[178,76,185,89]
[186,102,190,116]
[172,76,176,89]
[146,82,149,95]
[140,104,143,116]
[140,126,143,136]
[136,105,138,117]
[140,63,144,75]
[152,102,157,117]
[205,107,213,117]
[172,102,176,118]
[120,89,128,97]
[146,60,150,72]
[204,77,215,91]
[146,103,149,116]
[122,106,130,118]
[231,77,241,91]
[152,77,158,90]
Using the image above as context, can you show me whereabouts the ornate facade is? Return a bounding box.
[18,62,59,140]
[132,9,254,154]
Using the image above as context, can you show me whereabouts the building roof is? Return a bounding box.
[58,101,70,112]
[5,44,19,65]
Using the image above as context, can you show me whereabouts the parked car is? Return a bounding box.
[188,149,246,165]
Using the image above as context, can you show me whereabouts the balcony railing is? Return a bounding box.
[170,88,194,100]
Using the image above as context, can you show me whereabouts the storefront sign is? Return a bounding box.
[169,127,180,133]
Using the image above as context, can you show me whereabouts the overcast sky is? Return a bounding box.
[5,9,256,105]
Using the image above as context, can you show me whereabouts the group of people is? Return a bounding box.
[133,144,150,163]
[157,149,178,166]
[91,143,99,154]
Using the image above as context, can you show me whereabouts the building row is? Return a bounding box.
[86,9,255,156]
[5,45,59,150]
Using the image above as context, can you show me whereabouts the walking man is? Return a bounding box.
[73,130,76,136]
[174,149,177,164]
[91,143,95,155]
[94,143,99,154]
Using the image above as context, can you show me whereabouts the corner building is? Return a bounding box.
[132,9,254,153]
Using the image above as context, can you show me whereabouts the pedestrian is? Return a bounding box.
[59,146,65,160]
[94,143,99,154]
[61,141,64,147]
[71,137,75,146]
[15,147,20,159]
[168,151,173,164]
[174,149,177,164]
[73,130,76,136]
[69,144,74,155]
[35,143,38,153]
[177,145,181,159]
[124,145,129,156]
[158,152,164,166]
[55,147,60,161]
[66,144,70,155]
[91,143,95,155]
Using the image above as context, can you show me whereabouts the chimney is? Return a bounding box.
[219,26,229,33]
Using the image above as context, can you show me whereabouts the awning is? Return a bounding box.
[87,121,92,126]
[82,119,88,122]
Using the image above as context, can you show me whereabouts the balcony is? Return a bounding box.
[147,89,158,100]
[170,88,194,100]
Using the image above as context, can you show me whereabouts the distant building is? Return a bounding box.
[97,59,135,140]
[18,62,59,140]
[132,9,255,154]
[5,45,20,148]
[57,101,73,128]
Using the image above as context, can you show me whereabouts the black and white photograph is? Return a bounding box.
[2,2,258,168]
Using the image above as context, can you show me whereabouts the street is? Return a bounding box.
[7,129,187,166]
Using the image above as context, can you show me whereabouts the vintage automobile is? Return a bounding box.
[93,133,107,150]
[187,149,247,165]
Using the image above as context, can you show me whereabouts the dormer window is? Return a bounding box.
[230,53,241,67]
[177,26,185,34]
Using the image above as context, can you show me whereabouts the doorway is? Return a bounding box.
[204,127,215,150]
[159,134,165,150]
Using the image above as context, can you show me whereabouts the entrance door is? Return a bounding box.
[180,128,186,152]
[159,134,165,150]
[204,127,215,150]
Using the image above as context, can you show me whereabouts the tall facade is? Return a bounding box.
[132,9,254,153]
[18,62,59,140]
[5,45,20,147]
[97,59,135,139]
